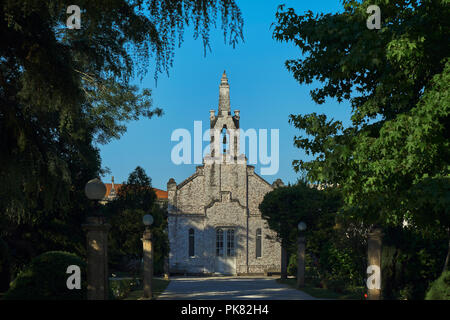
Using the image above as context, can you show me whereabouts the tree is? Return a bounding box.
[0,0,243,281]
[260,182,323,249]
[1,0,244,224]
[0,136,100,277]
[259,181,342,279]
[106,166,169,275]
[273,0,449,270]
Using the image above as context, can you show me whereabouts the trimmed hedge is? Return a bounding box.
[3,251,87,300]
[425,271,450,300]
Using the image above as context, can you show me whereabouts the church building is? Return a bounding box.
[167,72,283,275]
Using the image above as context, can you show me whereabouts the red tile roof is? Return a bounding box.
[104,183,168,199]
[154,188,169,199]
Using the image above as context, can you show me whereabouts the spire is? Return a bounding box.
[218,70,230,116]
[221,70,228,84]
[109,176,116,199]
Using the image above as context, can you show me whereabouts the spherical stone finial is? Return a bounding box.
[298,221,307,232]
[85,178,107,200]
[143,214,154,226]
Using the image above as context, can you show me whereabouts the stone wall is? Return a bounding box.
[246,216,281,274]
[167,163,282,275]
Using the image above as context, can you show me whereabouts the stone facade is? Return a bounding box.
[167,72,282,275]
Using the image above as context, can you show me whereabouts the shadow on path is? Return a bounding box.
[157,276,316,300]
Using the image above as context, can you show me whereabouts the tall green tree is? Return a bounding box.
[273,0,449,270]
[259,181,343,278]
[0,0,244,224]
[259,182,327,250]
[106,166,169,274]
[0,1,243,284]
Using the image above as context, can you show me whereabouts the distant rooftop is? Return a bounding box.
[104,183,168,200]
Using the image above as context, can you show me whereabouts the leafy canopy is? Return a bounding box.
[273,0,449,228]
[106,166,169,272]
[259,181,342,249]
[0,0,244,223]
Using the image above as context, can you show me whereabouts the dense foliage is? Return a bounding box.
[106,166,169,275]
[260,182,366,292]
[381,226,447,299]
[110,278,140,300]
[0,0,243,289]
[3,251,87,300]
[273,0,450,274]
[425,270,450,300]
[1,0,243,221]
[312,221,367,292]
[259,181,329,250]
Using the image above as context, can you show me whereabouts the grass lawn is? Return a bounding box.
[124,278,170,300]
[277,278,365,300]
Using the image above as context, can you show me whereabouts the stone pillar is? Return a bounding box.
[82,216,111,300]
[367,227,383,300]
[280,245,287,280]
[142,228,153,299]
[297,235,305,288]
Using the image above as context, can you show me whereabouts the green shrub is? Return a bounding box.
[323,277,348,293]
[316,239,365,292]
[109,278,140,300]
[381,227,447,300]
[3,251,87,300]
[425,271,450,300]
[0,238,11,292]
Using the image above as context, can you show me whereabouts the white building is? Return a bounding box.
[167,72,283,275]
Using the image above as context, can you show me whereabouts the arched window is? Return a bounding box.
[221,126,228,153]
[189,228,195,257]
[256,228,262,258]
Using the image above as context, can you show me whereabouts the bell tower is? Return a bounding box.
[208,71,242,161]
[203,71,247,207]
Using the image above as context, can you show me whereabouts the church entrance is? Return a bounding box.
[215,228,236,275]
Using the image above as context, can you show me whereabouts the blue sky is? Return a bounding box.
[99,0,352,190]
